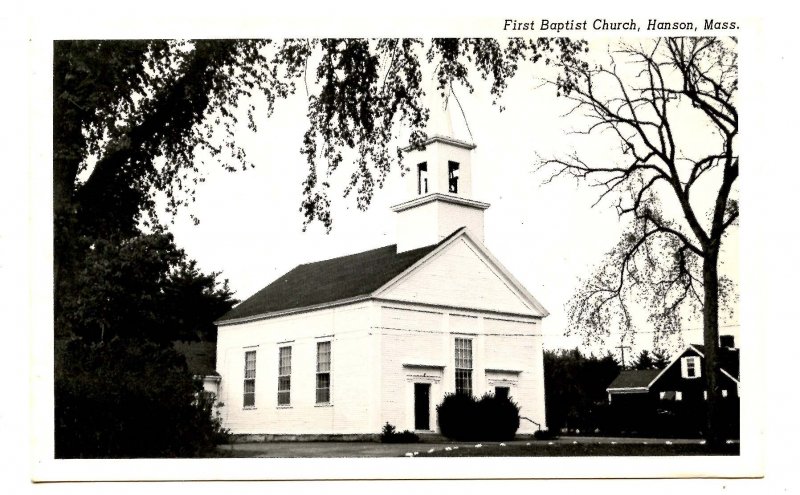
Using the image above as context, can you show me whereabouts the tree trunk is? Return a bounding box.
[702,249,723,445]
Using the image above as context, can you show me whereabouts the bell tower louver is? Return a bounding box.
[392,85,490,253]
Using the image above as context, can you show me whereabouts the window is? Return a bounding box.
[681,356,701,378]
[277,346,292,405]
[448,161,460,193]
[316,341,331,403]
[243,350,256,407]
[455,338,473,396]
[417,163,428,194]
[495,386,510,400]
[722,389,728,398]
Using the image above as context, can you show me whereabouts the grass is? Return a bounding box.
[204,438,740,458]
[416,442,740,457]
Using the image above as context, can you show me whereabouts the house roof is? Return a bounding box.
[173,340,217,376]
[689,344,740,380]
[216,230,463,325]
[607,369,662,391]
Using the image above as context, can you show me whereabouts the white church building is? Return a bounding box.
[211,102,549,437]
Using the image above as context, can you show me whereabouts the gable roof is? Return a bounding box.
[607,369,662,391]
[216,230,462,325]
[641,343,741,389]
[373,229,549,317]
[173,340,217,376]
[689,344,740,380]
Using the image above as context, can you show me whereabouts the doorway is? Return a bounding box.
[414,383,431,430]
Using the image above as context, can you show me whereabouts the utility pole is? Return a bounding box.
[615,344,632,368]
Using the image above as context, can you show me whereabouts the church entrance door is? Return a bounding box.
[414,383,431,430]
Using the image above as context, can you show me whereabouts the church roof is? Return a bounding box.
[216,229,463,325]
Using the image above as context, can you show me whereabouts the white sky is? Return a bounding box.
[158,38,739,359]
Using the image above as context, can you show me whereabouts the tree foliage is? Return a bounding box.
[55,338,228,458]
[59,231,235,343]
[543,348,620,433]
[55,38,587,248]
[539,37,738,442]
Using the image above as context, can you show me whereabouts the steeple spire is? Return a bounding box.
[425,78,455,139]
[392,80,489,253]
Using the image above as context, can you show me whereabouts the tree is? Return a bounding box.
[55,338,228,458]
[633,350,656,370]
[540,38,738,443]
[54,40,286,333]
[59,231,236,343]
[543,348,620,433]
[651,349,670,369]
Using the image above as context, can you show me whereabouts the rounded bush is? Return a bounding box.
[437,393,479,441]
[437,392,520,441]
[477,393,520,441]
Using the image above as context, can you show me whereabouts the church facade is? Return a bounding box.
[211,121,549,436]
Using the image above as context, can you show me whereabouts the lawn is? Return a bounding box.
[414,442,740,457]
[208,438,739,458]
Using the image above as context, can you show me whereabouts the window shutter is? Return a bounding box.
[680,357,689,378]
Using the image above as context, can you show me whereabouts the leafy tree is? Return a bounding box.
[543,348,620,433]
[651,349,670,369]
[540,38,738,444]
[59,231,236,343]
[54,40,284,332]
[55,337,228,458]
[633,350,656,370]
[54,39,586,264]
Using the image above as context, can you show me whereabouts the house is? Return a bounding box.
[208,102,549,437]
[606,336,740,404]
[605,336,740,436]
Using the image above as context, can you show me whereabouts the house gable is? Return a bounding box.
[375,230,547,317]
[649,347,704,392]
[646,344,740,400]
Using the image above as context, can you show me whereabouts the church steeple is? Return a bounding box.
[392,84,490,253]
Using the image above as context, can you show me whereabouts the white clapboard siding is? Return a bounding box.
[381,238,534,315]
[215,302,376,434]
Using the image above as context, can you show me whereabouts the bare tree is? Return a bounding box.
[541,37,738,443]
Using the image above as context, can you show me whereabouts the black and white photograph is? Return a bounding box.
[8,6,789,491]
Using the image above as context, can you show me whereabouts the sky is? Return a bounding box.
[156,38,739,360]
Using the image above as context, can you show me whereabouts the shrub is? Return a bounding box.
[55,337,229,458]
[436,393,520,441]
[380,422,420,443]
[533,429,558,441]
[436,393,479,441]
[477,393,520,441]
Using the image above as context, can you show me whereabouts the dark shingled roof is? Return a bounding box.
[691,344,740,380]
[608,369,662,390]
[217,229,463,324]
[173,341,217,376]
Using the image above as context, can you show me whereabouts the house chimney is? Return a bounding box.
[720,335,735,348]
